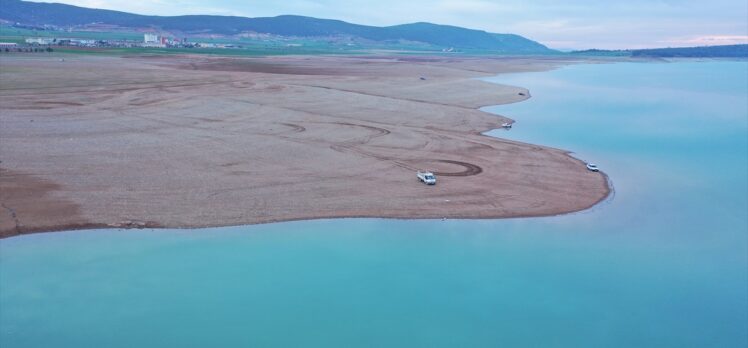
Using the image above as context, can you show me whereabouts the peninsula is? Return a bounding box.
[0,55,609,237]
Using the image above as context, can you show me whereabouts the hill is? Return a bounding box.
[0,0,554,53]
[630,45,748,58]
[572,45,748,58]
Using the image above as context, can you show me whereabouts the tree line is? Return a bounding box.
[0,46,54,53]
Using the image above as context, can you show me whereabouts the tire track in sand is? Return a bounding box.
[430,160,483,177]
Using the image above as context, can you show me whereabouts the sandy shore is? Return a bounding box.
[0,54,609,237]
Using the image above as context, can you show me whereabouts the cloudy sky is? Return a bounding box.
[39,0,748,49]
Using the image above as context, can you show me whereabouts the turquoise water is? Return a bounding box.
[2,61,747,347]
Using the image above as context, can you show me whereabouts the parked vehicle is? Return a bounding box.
[586,163,599,172]
[417,171,437,185]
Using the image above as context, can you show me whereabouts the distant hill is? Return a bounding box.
[0,0,555,53]
[631,45,748,58]
[572,45,748,58]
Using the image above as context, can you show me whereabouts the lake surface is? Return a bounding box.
[1,60,746,347]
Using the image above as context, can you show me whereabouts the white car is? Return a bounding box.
[586,163,599,172]
[417,171,437,185]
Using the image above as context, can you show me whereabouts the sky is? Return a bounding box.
[38,0,748,50]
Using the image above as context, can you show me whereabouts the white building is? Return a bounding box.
[25,37,55,45]
[144,33,159,44]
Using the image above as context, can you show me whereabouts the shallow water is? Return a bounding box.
[1,61,746,347]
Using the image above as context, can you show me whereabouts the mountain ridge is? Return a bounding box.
[0,0,554,53]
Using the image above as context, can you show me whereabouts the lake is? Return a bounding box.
[1,60,746,347]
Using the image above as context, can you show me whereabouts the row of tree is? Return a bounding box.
[0,47,54,53]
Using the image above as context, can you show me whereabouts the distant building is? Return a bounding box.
[67,39,97,46]
[142,42,167,48]
[142,33,166,47]
[25,37,55,45]
[0,42,18,48]
[144,33,159,44]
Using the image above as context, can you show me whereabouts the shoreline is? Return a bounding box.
[2,170,614,238]
[0,54,611,238]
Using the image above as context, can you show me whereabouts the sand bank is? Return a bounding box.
[0,54,609,237]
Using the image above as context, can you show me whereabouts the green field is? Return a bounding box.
[0,24,442,55]
[0,24,571,57]
[0,25,143,43]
